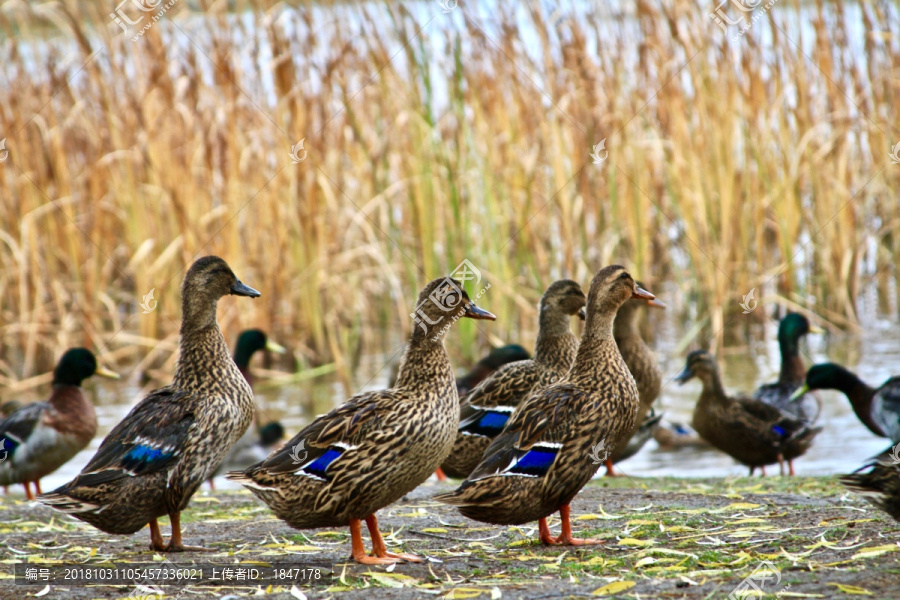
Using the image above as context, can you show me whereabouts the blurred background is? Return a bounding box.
[0,0,897,481]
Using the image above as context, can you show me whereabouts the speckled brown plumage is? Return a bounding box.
[609,294,663,465]
[677,350,821,476]
[40,257,260,551]
[841,448,900,521]
[228,278,495,564]
[436,267,652,545]
[440,280,585,479]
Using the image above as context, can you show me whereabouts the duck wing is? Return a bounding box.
[0,403,47,461]
[871,377,900,443]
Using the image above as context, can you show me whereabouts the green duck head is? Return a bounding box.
[233,329,286,370]
[410,277,496,340]
[258,421,286,446]
[791,363,862,399]
[53,348,120,386]
[778,313,822,355]
[674,350,717,385]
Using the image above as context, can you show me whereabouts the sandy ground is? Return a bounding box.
[1,477,898,600]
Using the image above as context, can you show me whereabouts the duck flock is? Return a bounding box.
[0,256,897,561]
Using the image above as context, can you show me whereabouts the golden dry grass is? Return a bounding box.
[0,0,897,383]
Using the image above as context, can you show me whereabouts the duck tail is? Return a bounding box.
[224,469,277,491]
[38,491,101,514]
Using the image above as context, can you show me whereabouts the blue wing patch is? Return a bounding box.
[772,425,786,437]
[0,435,20,460]
[296,444,353,482]
[120,443,176,475]
[503,442,561,478]
[460,406,514,438]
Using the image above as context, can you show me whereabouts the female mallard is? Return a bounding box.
[40,256,260,551]
[752,313,822,422]
[436,266,652,545]
[0,349,118,499]
[440,280,586,480]
[840,448,900,521]
[606,291,665,475]
[791,364,900,439]
[228,278,495,564]
[675,350,822,476]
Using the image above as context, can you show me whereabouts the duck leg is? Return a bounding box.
[149,518,166,552]
[366,514,423,562]
[164,512,213,552]
[788,459,796,476]
[604,458,621,477]
[538,517,556,545]
[760,465,767,477]
[348,518,402,565]
[550,504,604,545]
[23,481,34,501]
[434,468,447,482]
[33,480,42,495]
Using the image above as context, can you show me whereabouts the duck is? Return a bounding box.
[435,266,652,546]
[227,278,495,564]
[457,344,532,397]
[752,313,822,422]
[439,280,586,480]
[653,421,710,449]
[675,350,822,476]
[791,363,900,439]
[606,291,666,475]
[840,448,900,522]
[0,349,119,500]
[207,329,287,489]
[40,256,260,552]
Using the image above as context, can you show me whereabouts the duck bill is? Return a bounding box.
[577,307,587,321]
[647,298,666,309]
[808,325,824,334]
[789,383,810,401]
[265,340,287,354]
[95,366,121,380]
[673,366,693,385]
[463,303,497,321]
[231,280,261,298]
[632,285,654,300]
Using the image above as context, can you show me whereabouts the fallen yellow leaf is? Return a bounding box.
[592,581,636,596]
[828,583,873,595]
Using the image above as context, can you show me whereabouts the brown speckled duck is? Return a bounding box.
[40,256,260,551]
[0,349,118,499]
[676,350,822,476]
[841,448,900,522]
[606,291,665,475]
[440,280,586,480]
[228,278,495,564]
[436,266,653,545]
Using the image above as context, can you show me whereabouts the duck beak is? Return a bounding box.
[809,325,824,334]
[577,307,587,321]
[95,366,121,380]
[265,339,287,354]
[673,365,693,385]
[647,298,666,309]
[632,285,654,300]
[789,383,810,401]
[464,303,497,321]
[231,280,261,298]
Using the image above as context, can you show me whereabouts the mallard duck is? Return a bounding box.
[840,448,900,521]
[232,329,286,387]
[435,266,652,545]
[440,280,586,480]
[0,349,118,500]
[228,277,495,564]
[40,256,260,552]
[675,350,822,476]
[653,421,710,449]
[457,344,532,397]
[752,313,822,422]
[606,291,666,475]
[791,364,900,439]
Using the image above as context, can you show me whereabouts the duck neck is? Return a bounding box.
[833,376,882,436]
[394,333,455,391]
[534,308,578,367]
[697,369,729,404]
[777,337,805,385]
[48,385,97,440]
[568,310,617,382]
[173,298,236,390]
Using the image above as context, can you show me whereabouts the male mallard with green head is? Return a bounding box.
[0,349,119,499]
[606,290,666,475]
[440,280,586,480]
[40,256,260,551]
[228,277,495,564]
[792,363,900,439]
[436,266,652,545]
[753,313,822,422]
[676,350,822,476]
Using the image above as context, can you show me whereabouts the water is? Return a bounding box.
[6,307,895,497]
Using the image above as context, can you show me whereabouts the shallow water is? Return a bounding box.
[7,306,895,497]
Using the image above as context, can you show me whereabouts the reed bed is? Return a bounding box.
[0,0,897,384]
